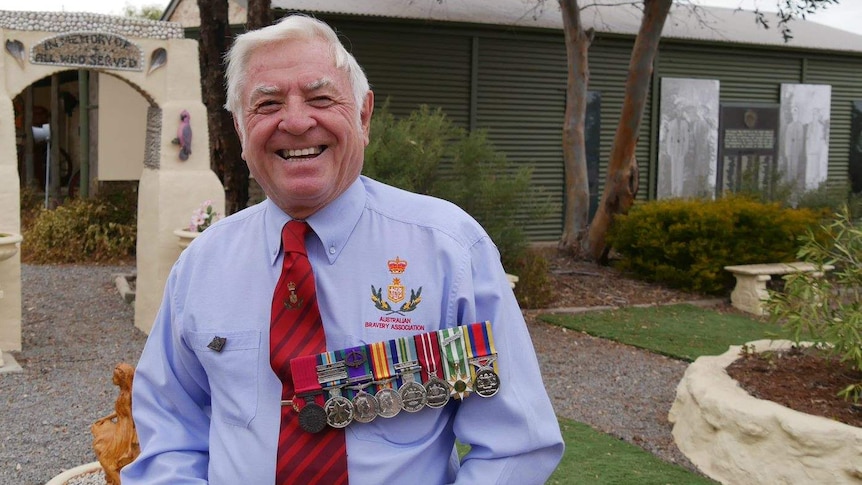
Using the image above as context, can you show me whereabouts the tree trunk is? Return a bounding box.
[557,0,593,255]
[246,0,272,30]
[197,0,248,214]
[585,0,672,263]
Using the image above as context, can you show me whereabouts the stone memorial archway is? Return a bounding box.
[0,11,224,367]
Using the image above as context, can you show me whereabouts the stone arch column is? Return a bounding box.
[0,11,224,360]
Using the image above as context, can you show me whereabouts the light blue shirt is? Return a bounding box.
[123,176,564,484]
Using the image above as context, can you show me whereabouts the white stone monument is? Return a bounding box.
[0,11,224,359]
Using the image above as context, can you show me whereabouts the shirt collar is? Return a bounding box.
[306,178,366,264]
[264,178,366,266]
[264,199,291,266]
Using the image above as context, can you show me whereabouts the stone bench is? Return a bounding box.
[724,262,833,315]
[505,273,519,289]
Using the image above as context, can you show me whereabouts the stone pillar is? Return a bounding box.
[0,87,23,362]
[132,35,225,334]
[135,166,223,334]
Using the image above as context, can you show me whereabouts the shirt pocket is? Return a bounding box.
[348,400,452,447]
[189,330,261,428]
[337,334,450,447]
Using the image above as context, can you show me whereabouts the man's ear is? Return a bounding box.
[360,91,374,145]
[232,116,246,159]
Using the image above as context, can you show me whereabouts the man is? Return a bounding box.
[122,14,563,484]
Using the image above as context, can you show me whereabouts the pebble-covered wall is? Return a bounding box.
[0,10,184,39]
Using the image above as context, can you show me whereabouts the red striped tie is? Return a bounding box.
[270,220,348,484]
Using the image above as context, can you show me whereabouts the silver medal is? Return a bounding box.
[324,395,353,428]
[424,376,451,408]
[352,391,379,423]
[398,381,427,412]
[473,368,501,398]
[375,388,403,418]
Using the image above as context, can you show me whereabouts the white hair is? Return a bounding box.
[224,15,370,118]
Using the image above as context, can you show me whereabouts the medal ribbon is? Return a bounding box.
[415,330,443,382]
[369,341,397,389]
[344,345,372,399]
[289,355,325,407]
[438,326,469,382]
[395,336,422,385]
[316,350,348,389]
[317,351,347,387]
[463,321,498,373]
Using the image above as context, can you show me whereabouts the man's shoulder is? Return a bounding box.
[361,175,464,207]
[360,177,487,244]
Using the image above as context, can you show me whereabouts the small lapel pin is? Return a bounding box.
[207,336,227,352]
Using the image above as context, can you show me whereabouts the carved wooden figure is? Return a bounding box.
[91,363,140,485]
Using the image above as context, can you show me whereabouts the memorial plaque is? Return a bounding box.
[31,33,143,71]
[717,104,779,196]
[586,91,600,220]
[851,101,862,194]
[657,78,719,199]
[778,84,831,196]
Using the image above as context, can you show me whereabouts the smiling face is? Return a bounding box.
[235,37,373,218]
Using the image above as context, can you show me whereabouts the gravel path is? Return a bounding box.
[1,264,696,484]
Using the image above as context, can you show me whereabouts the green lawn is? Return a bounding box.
[463,304,791,483]
[547,418,717,484]
[527,303,794,483]
[458,417,717,484]
[539,303,792,361]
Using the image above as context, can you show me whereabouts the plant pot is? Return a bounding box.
[45,461,103,485]
[0,233,23,262]
[173,228,199,249]
[669,339,862,484]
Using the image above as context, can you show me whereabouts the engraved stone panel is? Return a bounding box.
[31,32,143,71]
[850,101,862,194]
[778,84,831,196]
[586,91,600,219]
[717,104,779,197]
[657,78,719,199]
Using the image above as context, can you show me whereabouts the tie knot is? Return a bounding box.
[282,220,311,255]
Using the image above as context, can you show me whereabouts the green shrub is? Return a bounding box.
[433,129,545,269]
[23,198,136,263]
[510,248,556,310]
[364,102,551,305]
[364,103,455,195]
[19,184,44,230]
[765,206,862,401]
[608,196,822,294]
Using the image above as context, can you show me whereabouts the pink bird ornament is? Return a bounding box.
[172,110,192,161]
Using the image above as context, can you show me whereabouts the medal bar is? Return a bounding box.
[288,322,500,433]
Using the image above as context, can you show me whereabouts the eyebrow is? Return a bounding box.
[304,77,332,92]
[248,84,280,104]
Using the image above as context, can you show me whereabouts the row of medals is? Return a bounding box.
[296,357,501,433]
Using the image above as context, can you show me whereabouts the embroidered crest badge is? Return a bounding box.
[371,256,422,315]
[284,281,304,310]
[388,278,405,303]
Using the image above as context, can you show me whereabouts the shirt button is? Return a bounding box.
[329,246,336,254]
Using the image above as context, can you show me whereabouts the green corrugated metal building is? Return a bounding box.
[166,0,862,242]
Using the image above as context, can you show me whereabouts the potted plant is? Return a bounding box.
[174,200,220,249]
